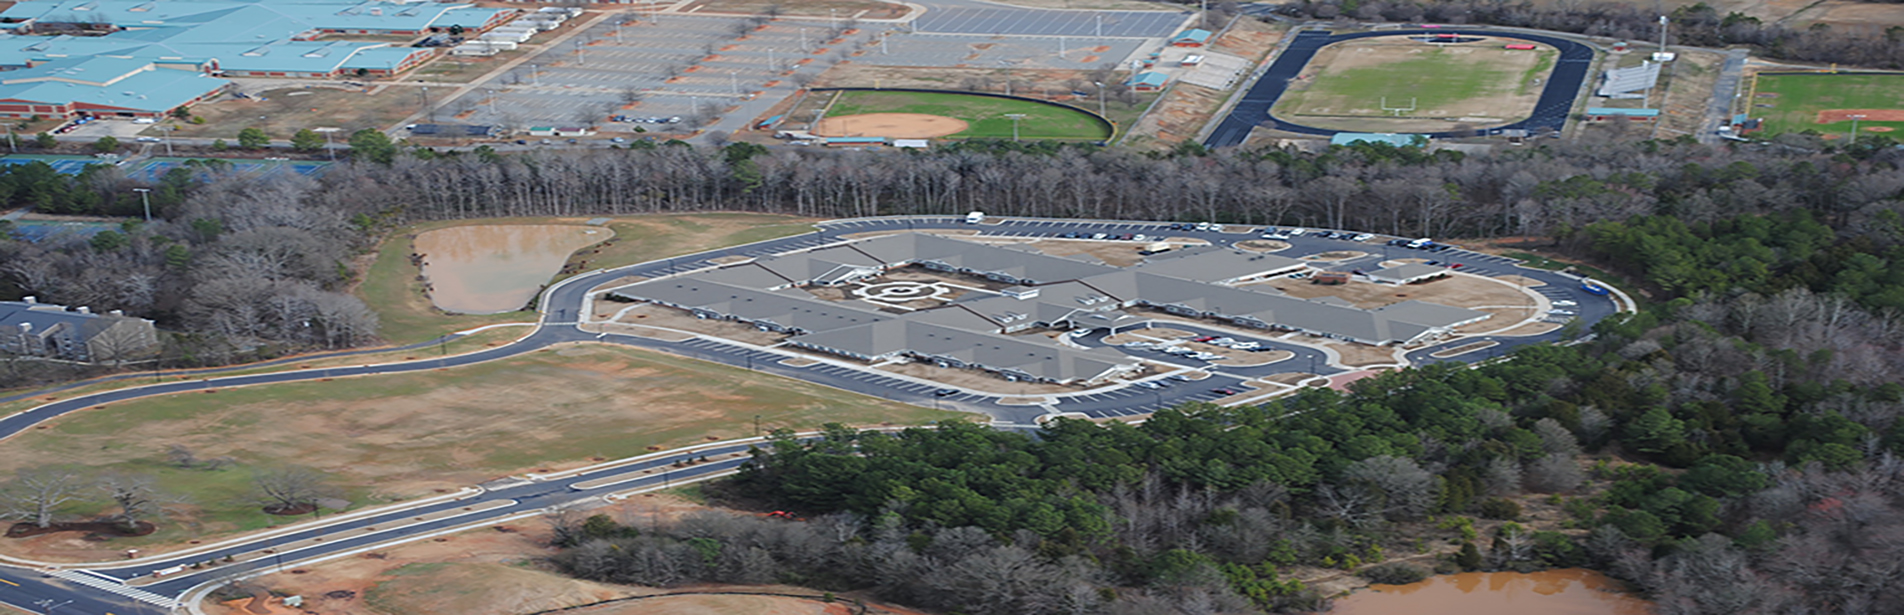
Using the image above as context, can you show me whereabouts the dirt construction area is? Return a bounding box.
[208,494,922,615]
[1247,271,1531,311]
[1273,36,1554,133]
[812,113,969,138]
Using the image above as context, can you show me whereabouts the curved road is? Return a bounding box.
[0,216,1620,613]
[1204,28,1596,148]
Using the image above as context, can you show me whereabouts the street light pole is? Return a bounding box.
[132,188,151,222]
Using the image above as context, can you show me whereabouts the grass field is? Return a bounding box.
[828,90,1110,140]
[358,213,817,345]
[1751,72,1904,136]
[0,344,969,561]
[1274,39,1553,132]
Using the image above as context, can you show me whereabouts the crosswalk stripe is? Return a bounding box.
[49,570,177,607]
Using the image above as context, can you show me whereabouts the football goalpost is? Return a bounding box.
[1380,97,1418,117]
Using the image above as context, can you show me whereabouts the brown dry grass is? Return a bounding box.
[1322,341,1403,367]
[1648,49,1726,140]
[0,346,966,559]
[162,87,420,140]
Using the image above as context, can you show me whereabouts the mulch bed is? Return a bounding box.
[7,520,155,539]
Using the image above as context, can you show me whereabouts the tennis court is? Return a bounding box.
[0,155,112,175]
[126,158,332,182]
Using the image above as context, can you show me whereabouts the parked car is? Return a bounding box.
[1351,233,1374,241]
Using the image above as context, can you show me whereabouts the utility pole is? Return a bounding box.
[730,71,738,96]
[1006,113,1026,141]
[767,47,776,72]
[800,27,807,52]
[161,124,173,157]
[132,188,151,222]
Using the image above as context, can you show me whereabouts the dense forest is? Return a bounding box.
[553,265,1904,614]
[0,94,1898,615]
[2,135,1900,378]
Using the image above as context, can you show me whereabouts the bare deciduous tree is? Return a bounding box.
[251,466,331,514]
[99,473,167,531]
[1,467,85,528]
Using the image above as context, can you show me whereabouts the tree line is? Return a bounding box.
[1276,0,1904,69]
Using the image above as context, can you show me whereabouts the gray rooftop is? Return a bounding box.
[1369,263,1449,283]
[1134,246,1308,284]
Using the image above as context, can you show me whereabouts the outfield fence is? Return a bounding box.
[808,87,1116,140]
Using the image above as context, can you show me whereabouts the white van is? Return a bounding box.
[964,211,985,224]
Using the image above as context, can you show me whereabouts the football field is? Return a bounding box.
[1272,37,1556,132]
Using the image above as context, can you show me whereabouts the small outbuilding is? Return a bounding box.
[1171,29,1213,47]
[1127,71,1170,92]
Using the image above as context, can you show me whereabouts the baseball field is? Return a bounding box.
[1750,72,1904,138]
[1273,37,1556,132]
[822,90,1111,140]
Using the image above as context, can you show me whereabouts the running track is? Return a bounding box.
[1204,28,1595,148]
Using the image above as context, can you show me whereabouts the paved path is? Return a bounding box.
[1699,48,1749,144]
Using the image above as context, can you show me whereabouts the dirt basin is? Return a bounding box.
[415,225,608,314]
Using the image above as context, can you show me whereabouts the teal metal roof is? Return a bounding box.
[1330,133,1422,147]
[0,57,225,112]
[1128,71,1169,87]
[1585,107,1660,117]
[1173,29,1212,42]
[0,1,509,75]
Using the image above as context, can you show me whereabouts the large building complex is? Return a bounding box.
[0,0,515,118]
[607,233,1489,385]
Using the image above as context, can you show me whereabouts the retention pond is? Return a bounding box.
[1332,569,1652,615]
[414,224,607,314]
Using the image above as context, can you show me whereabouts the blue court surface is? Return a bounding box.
[126,157,331,182]
[5,221,115,242]
[0,155,110,175]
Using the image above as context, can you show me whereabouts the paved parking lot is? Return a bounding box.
[453,15,875,132]
[856,33,1148,69]
[913,7,1191,37]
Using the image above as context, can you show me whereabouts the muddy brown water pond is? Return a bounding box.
[414,225,609,314]
[1332,569,1652,615]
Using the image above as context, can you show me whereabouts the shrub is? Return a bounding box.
[1479,497,1522,520]
[1359,562,1431,585]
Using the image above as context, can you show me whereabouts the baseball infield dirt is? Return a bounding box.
[1818,109,1904,123]
[813,113,968,138]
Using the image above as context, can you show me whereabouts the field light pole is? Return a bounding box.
[1849,114,1866,144]
[132,188,151,222]
[1093,81,1106,117]
[315,126,339,161]
[530,63,540,86]
[1006,113,1026,141]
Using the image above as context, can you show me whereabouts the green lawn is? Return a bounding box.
[357,213,817,345]
[0,344,970,559]
[829,90,1111,140]
[1277,47,1551,118]
[1752,73,1904,136]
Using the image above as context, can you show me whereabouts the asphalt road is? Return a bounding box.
[0,216,1618,613]
[1203,28,1596,148]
